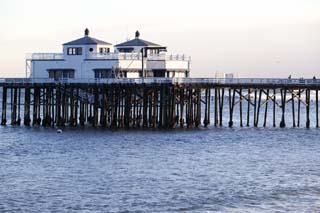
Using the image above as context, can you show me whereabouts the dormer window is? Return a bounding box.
[99,48,110,54]
[67,47,82,55]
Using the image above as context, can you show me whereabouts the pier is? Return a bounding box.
[0,78,319,129]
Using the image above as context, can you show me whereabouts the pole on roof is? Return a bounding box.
[142,48,144,77]
[141,47,148,78]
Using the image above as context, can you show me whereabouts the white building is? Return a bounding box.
[215,71,238,79]
[26,29,191,80]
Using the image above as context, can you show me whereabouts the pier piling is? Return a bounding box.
[0,79,319,129]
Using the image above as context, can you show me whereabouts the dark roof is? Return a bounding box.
[63,36,112,46]
[115,38,161,47]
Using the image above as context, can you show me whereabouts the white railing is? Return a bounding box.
[148,54,189,61]
[26,52,190,61]
[1,78,320,85]
[89,53,142,60]
[26,53,64,60]
[88,53,189,61]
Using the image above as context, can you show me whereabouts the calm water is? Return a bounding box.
[0,126,320,212]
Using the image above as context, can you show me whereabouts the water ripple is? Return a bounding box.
[0,127,320,212]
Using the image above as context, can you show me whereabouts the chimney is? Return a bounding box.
[135,30,140,39]
[85,28,89,37]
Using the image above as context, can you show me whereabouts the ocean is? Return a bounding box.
[1,126,320,212]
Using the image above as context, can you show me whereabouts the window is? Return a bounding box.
[117,48,134,53]
[89,48,94,52]
[48,69,75,80]
[94,69,112,78]
[153,70,166,77]
[99,48,110,54]
[148,49,160,55]
[67,47,82,55]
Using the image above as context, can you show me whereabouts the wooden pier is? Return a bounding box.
[0,78,319,129]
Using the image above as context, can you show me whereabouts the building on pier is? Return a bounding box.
[26,29,191,80]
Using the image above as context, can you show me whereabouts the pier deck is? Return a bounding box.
[0,78,319,128]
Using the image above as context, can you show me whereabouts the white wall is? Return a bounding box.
[165,60,189,70]
[127,72,140,78]
[118,60,145,70]
[32,58,189,78]
[63,44,113,60]
[31,60,119,78]
[169,72,186,78]
[82,60,118,78]
[147,61,165,70]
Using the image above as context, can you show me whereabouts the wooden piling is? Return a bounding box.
[280,89,286,128]
[1,87,7,125]
[214,88,218,126]
[316,89,319,128]
[11,88,18,125]
[228,88,235,127]
[247,88,251,127]
[218,88,224,126]
[297,89,301,127]
[195,88,201,128]
[93,87,99,127]
[24,87,31,126]
[17,88,21,125]
[273,89,276,127]
[254,89,262,127]
[263,89,269,127]
[306,89,310,128]
[291,91,296,127]
[239,89,243,127]
[204,88,209,127]
[180,88,185,128]
[253,90,257,127]
[32,87,40,126]
[207,88,211,126]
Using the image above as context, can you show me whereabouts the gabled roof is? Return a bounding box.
[63,36,112,46]
[115,38,161,47]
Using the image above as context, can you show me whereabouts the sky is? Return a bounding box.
[0,0,319,78]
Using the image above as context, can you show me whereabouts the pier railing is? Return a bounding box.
[0,78,320,86]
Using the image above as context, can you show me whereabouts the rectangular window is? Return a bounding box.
[94,71,100,78]
[68,71,75,78]
[101,70,108,78]
[94,69,112,78]
[118,48,134,53]
[99,48,110,54]
[48,70,75,80]
[67,47,82,55]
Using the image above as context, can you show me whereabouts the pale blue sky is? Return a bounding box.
[0,0,319,77]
